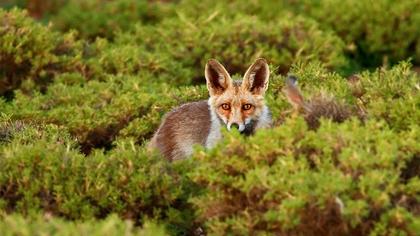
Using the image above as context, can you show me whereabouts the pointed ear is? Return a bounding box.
[205,59,232,96]
[242,58,270,95]
[283,75,305,110]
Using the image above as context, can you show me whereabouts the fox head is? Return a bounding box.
[205,58,270,134]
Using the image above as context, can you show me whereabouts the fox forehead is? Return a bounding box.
[212,80,264,105]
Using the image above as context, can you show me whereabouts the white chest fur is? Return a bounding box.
[205,108,223,148]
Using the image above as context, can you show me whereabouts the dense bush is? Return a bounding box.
[186,62,420,234]
[0,121,197,234]
[0,0,26,10]
[3,75,207,153]
[190,118,420,235]
[2,62,418,235]
[85,39,194,85]
[292,0,420,67]
[0,0,68,19]
[286,61,420,131]
[0,8,84,98]
[175,0,420,68]
[0,213,167,236]
[1,1,419,235]
[51,0,173,39]
[117,13,346,83]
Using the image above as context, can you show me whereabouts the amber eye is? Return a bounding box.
[242,104,253,110]
[221,103,231,110]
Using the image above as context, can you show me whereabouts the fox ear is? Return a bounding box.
[242,58,270,95]
[205,59,232,96]
[283,75,305,110]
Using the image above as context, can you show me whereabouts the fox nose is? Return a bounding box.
[230,123,239,130]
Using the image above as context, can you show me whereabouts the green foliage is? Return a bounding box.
[0,8,84,97]
[0,213,167,236]
[1,1,420,235]
[0,0,26,10]
[85,39,193,85]
[4,74,207,153]
[0,0,67,18]
[51,0,173,39]
[295,0,420,66]
[0,123,196,234]
[117,13,346,83]
[359,62,420,131]
[189,118,420,235]
[4,61,417,235]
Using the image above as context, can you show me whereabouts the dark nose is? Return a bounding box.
[231,123,239,130]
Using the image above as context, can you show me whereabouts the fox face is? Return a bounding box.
[205,58,270,134]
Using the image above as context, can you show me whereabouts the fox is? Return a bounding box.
[282,75,366,129]
[149,58,272,161]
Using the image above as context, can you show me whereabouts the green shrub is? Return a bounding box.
[0,123,197,235]
[51,0,174,40]
[0,8,84,97]
[0,0,68,18]
[4,73,208,153]
[189,118,420,235]
[0,119,25,143]
[0,0,26,9]
[1,58,419,236]
[295,0,420,67]
[0,213,167,236]
[358,62,420,131]
[85,39,194,85]
[185,62,419,234]
[177,0,420,68]
[1,2,419,235]
[117,13,346,84]
[265,61,420,131]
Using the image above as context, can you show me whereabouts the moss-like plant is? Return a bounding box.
[0,213,167,236]
[51,0,173,39]
[189,118,419,235]
[0,8,84,97]
[294,0,420,67]
[116,13,346,84]
[0,3,419,235]
[0,122,197,235]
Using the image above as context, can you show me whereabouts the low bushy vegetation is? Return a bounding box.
[190,117,419,235]
[0,122,197,234]
[116,13,347,82]
[1,1,419,235]
[51,0,172,39]
[0,213,167,236]
[294,0,420,67]
[0,8,84,98]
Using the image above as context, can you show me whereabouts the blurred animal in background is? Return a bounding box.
[149,58,272,161]
[283,75,366,129]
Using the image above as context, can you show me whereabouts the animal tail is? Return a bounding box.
[283,75,308,112]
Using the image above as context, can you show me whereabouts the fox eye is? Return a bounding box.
[221,103,231,110]
[242,104,253,110]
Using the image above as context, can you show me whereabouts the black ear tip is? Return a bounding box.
[286,74,299,86]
